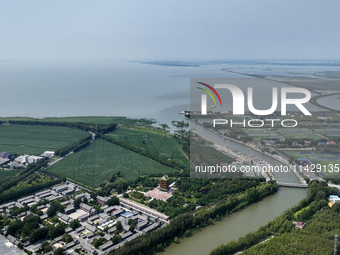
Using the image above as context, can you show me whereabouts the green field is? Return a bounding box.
[242,128,283,141]
[277,128,324,139]
[47,139,174,187]
[110,127,189,166]
[0,125,88,155]
[0,169,19,180]
[283,150,340,176]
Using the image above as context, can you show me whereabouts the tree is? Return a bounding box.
[116,221,122,232]
[90,192,97,200]
[73,198,82,209]
[111,234,121,245]
[53,247,64,255]
[129,225,135,232]
[106,196,119,206]
[69,219,81,230]
[92,237,107,249]
[123,193,129,198]
[82,197,88,204]
[40,241,52,253]
[62,233,73,243]
[47,201,64,217]
[29,227,48,243]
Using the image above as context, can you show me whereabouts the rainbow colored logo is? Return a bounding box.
[196,82,223,106]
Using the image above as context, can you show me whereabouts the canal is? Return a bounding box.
[159,123,307,255]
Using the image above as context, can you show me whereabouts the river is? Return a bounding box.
[160,123,307,255]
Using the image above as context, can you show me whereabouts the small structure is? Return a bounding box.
[159,175,170,192]
[294,221,306,229]
[0,152,12,159]
[80,203,97,215]
[329,195,340,207]
[15,155,43,164]
[41,151,55,158]
[96,196,108,205]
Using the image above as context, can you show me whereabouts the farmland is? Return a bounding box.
[110,127,189,166]
[283,150,340,176]
[46,139,174,188]
[0,125,88,155]
[0,169,19,180]
[312,128,340,138]
[241,128,283,141]
[276,128,324,139]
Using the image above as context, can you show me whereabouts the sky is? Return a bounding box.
[0,0,339,60]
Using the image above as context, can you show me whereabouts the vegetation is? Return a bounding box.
[209,181,340,255]
[0,124,88,155]
[69,219,81,230]
[100,134,188,173]
[108,181,278,255]
[0,172,62,204]
[147,178,265,218]
[111,127,189,166]
[47,139,174,187]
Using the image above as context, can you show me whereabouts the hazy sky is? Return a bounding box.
[1,0,339,60]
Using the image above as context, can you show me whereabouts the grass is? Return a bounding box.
[110,127,189,166]
[0,169,19,180]
[242,128,283,141]
[0,125,88,156]
[276,128,324,139]
[282,150,340,176]
[47,139,174,188]
[294,205,311,218]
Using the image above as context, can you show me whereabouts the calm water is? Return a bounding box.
[160,187,307,255]
[0,60,336,127]
[0,60,240,126]
[317,94,340,111]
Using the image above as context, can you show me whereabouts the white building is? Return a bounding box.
[15,155,43,164]
[41,151,55,158]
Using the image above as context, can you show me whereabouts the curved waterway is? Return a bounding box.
[190,121,300,183]
[159,123,307,255]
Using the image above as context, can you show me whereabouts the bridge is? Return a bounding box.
[277,182,308,188]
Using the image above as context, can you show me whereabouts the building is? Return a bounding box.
[80,203,97,215]
[53,184,70,193]
[294,221,306,229]
[41,151,55,158]
[96,196,108,205]
[0,152,12,159]
[14,155,43,164]
[329,195,340,207]
[159,175,170,192]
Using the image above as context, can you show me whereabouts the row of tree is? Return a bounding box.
[108,182,279,255]
[99,134,189,173]
[7,120,116,134]
[55,134,92,156]
[209,180,338,255]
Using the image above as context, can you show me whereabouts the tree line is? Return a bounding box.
[108,181,278,255]
[98,134,189,175]
[209,180,338,255]
[7,120,117,134]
